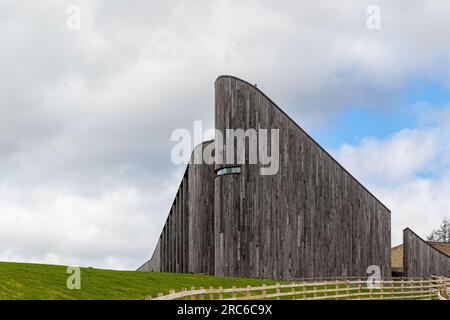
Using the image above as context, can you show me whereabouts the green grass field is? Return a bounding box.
[0,261,439,300]
[0,261,284,300]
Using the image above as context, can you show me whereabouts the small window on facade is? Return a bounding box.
[216,166,241,177]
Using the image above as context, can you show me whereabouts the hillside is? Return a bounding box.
[0,261,281,300]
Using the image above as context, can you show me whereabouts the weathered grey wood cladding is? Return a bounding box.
[138,142,215,274]
[214,76,391,279]
[403,228,450,278]
[140,75,391,280]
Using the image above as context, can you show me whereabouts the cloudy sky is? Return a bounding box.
[1,0,450,270]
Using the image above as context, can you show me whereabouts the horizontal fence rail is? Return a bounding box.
[147,276,450,301]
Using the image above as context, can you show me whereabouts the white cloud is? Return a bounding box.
[334,106,450,245]
[1,0,450,269]
[379,174,450,246]
[0,169,183,270]
[337,128,439,185]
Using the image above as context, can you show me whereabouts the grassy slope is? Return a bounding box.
[0,261,282,300]
[0,261,438,300]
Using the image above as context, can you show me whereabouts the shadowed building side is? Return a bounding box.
[403,228,450,278]
[138,141,215,274]
[214,76,391,279]
[188,142,215,274]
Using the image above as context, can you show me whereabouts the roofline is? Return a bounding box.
[404,227,450,258]
[137,258,151,271]
[159,140,214,233]
[215,75,391,213]
[143,140,215,268]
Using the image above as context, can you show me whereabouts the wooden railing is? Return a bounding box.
[147,276,450,300]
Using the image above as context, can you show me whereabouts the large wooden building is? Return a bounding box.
[138,76,392,279]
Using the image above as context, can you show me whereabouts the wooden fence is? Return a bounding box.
[147,276,449,300]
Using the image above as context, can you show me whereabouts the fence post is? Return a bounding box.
[313,283,317,300]
[358,279,365,299]
[429,279,433,300]
[218,286,223,300]
[191,287,196,300]
[209,286,214,300]
[357,279,362,300]
[387,279,391,299]
[419,280,423,300]
[409,278,413,297]
[157,292,163,299]
[400,279,404,299]
[404,278,408,297]
[291,282,296,300]
[302,283,306,300]
[346,281,350,300]
[390,279,393,299]
[199,287,204,300]
[262,284,267,299]
[247,285,251,299]
[232,286,236,299]
[335,280,339,300]
[276,283,281,300]
[182,288,187,300]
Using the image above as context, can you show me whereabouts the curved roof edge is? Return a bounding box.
[404,227,450,258]
[137,258,151,271]
[153,139,215,252]
[215,75,391,213]
[190,140,215,158]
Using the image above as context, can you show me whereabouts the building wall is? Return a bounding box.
[214,76,391,279]
[403,228,450,278]
[140,75,391,280]
[188,143,215,274]
[138,142,215,274]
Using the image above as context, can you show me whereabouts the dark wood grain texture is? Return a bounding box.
[138,141,215,274]
[139,76,391,280]
[403,228,450,278]
[214,76,391,279]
